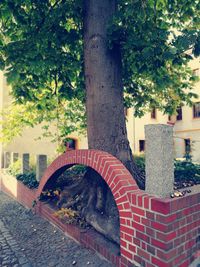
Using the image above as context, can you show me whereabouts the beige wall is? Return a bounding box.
[173,57,200,161]
[3,119,88,162]
[133,111,169,154]
[0,70,88,166]
[173,131,200,162]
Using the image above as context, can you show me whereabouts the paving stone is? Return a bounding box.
[0,217,32,267]
[18,256,29,264]
[21,263,33,267]
[0,191,114,267]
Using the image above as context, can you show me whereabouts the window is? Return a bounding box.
[193,68,200,76]
[151,108,156,119]
[139,140,145,152]
[193,102,200,118]
[184,139,191,154]
[176,107,182,121]
[65,138,76,151]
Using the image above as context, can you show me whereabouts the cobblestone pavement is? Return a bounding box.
[0,192,114,267]
[0,220,32,267]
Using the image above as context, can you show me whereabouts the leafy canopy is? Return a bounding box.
[0,0,199,140]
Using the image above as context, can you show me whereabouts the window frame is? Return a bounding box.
[184,138,191,154]
[176,107,182,121]
[150,108,157,119]
[139,140,145,152]
[193,102,200,119]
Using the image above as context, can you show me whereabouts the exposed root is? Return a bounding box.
[57,167,120,244]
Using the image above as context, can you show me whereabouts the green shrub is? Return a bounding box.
[7,160,22,176]
[134,154,145,175]
[16,172,39,189]
[134,154,200,183]
[174,160,200,183]
[6,158,38,189]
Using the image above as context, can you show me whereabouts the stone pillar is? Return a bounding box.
[22,153,30,174]
[4,152,11,168]
[145,124,174,198]
[36,155,47,182]
[0,153,3,168]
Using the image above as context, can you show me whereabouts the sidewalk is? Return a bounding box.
[0,220,32,267]
[0,192,114,267]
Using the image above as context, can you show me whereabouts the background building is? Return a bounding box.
[0,71,87,167]
[129,57,200,162]
[0,57,200,167]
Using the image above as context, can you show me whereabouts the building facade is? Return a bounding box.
[129,57,200,162]
[0,57,200,166]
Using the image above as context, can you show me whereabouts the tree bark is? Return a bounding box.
[60,0,146,244]
[83,0,144,189]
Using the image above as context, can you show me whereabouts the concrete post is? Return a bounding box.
[145,124,174,198]
[36,155,47,182]
[4,152,11,168]
[22,153,30,174]
[11,152,19,164]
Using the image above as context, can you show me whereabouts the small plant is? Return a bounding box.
[54,208,79,224]
[54,207,78,218]
[134,154,145,175]
[54,207,88,227]
[40,189,60,201]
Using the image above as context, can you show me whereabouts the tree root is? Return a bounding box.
[57,167,120,244]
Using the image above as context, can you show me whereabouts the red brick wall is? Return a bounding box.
[36,150,200,267]
[0,173,36,209]
[126,192,200,267]
[1,149,200,267]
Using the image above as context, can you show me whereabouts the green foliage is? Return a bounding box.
[0,98,86,145]
[6,157,36,178]
[6,154,38,190]
[133,154,145,176]
[108,0,200,116]
[134,154,200,183]
[0,0,199,139]
[16,171,39,189]
[174,160,200,183]
[6,159,22,176]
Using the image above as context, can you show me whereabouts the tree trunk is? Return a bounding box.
[83,0,144,189]
[58,0,145,244]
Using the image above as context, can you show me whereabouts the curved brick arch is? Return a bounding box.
[36,149,139,201]
[36,149,141,262]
